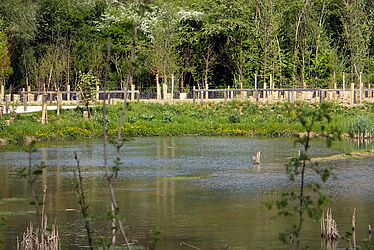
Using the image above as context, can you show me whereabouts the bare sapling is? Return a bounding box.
[266,102,340,249]
[74,153,93,250]
[102,37,131,249]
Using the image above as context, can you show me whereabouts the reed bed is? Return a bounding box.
[17,185,60,250]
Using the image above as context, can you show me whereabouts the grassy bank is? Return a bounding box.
[1,101,374,146]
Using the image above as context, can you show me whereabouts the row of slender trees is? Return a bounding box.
[0,0,373,94]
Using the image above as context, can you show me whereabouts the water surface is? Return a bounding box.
[0,137,373,249]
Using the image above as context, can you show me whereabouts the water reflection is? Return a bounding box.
[0,137,373,249]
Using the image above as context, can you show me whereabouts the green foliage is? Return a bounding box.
[2,0,374,92]
[7,133,25,145]
[78,71,98,111]
[0,118,6,130]
[347,115,374,139]
[148,226,162,249]
[2,101,374,145]
[228,112,240,123]
[267,102,340,248]
[0,29,12,79]
[162,111,174,123]
[0,216,4,245]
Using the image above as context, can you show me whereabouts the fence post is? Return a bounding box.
[351,82,355,104]
[27,85,32,102]
[23,90,27,112]
[163,78,168,101]
[334,80,337,102]
[343,72,346,100]
[131,84,135,101]
[137,91,140,102]
[224,90,227,104]
[95,85,99,102]
[58,91,62,113]
[41,94,47,124]
[156,73,161,100]
[193,86,196,104]
[269,74,273,103]
[5,95,9,113]
[0,84,4,101]
[200,90,203,104]
[76,92,80,106]
[359,72,363,104]
[369,84,372,100]
[171,74,174,101]
[67,85,71,101]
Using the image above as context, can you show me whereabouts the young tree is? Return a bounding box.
[0,29,12,87]
[340,0,372,83]
[176,8,203,92]
[77,71,98,116]
[150,2,179,98]
[254,0,284,88]
[218,0,253,89]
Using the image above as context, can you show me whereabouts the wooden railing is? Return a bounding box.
[1,86,374,114]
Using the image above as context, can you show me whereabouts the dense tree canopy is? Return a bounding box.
[0,0,373,92]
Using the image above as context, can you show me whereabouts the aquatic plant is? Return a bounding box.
[17,186,60,250]
[347,115,374,139]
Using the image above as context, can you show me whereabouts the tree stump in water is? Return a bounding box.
[252,152,261,164]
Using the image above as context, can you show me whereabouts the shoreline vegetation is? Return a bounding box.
[1,101,374,148]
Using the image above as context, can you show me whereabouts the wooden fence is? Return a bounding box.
[1,85,374,114]
[192,87,374,104]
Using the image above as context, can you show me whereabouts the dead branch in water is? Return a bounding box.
[180,241,203,250]
[17,186,60,250]
[321,209,340,241]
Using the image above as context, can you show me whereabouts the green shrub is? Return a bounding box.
[8,133,26,145]
[228,112,240,123]
[162,111,174,123]
[140,114,155,121]
[0,119,6,130]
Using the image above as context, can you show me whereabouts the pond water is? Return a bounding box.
[0,137,373,249]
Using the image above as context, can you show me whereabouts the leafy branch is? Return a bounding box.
[266,102,340,249]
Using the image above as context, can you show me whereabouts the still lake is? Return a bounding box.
[0,136,373,249]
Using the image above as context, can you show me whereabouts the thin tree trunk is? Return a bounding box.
[293,0,309,87]
[181,72,184,93]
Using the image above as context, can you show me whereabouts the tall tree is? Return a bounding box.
[150,2,179,96]
[340,0,372,83]
[0,29,12,87]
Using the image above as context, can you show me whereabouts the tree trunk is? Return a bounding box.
[204,69,208,100]
[41,94,48,124]
[181,71,184,93]
[56,89,61,116]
